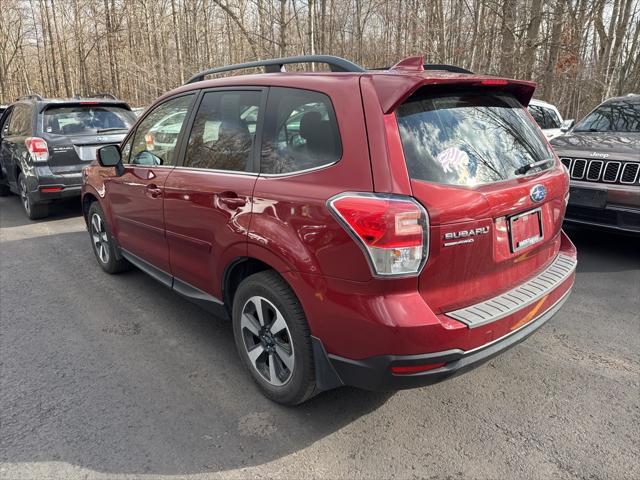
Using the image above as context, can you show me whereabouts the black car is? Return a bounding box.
[0,94,136,219]
[551,94,640,234]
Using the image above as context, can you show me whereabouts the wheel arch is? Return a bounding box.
[82,191,99,225]
[222,256,278,316]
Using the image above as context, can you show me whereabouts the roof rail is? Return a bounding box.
[186,55,366,84]
[17,93,44,102]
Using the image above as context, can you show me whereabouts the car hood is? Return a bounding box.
[550,131,640,162]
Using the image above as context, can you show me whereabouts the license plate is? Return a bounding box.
[509,208,543,252]
[569,187,607,208]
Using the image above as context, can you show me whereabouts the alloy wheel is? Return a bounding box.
[240,296,295,387]
[91,213,110,264]
[19,177,30,214]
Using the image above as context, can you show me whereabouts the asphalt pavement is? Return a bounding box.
[1,194,639,480]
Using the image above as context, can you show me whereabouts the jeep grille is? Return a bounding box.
[561,158,640,185]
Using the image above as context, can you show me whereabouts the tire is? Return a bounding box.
[87,201,130,274]
[18,173,48,219]
[232,270,317,405]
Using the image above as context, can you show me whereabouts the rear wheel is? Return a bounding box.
[18,173,48,219]
[88,201,130,274]
[232,271,316,405]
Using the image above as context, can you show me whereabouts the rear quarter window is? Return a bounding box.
[397,91,554,186]
[7,105,32,136]
[261,87,342,174]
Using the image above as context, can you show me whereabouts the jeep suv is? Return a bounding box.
[82,55,577,405]
[0,94,136,219]
[551,94,640,233]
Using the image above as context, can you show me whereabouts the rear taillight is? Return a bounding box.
[25,137,49,162]
[328,193,429,277]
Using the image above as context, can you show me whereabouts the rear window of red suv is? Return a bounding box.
[396,91,553,186]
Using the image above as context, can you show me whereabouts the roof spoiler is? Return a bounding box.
[368,54,535,112]
[369,74,537,113]
[386,56,473,74]
[74,93,118,100]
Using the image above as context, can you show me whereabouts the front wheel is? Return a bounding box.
[87,202,130,274]
[232,271,317,405]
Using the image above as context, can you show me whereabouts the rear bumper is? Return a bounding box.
[325,288,571,391]
[28,167,83,202]
[564,205,640,233]
[307,232,576,391]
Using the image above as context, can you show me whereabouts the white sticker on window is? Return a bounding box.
[436,147,469,173]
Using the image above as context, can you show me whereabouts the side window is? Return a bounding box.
[7,105,32,136]
[184,90,262,172]
[129,94,194,166]
[546,108,561,129]
[1,108,13,136]
[529,105,545,128]
[261,87,341,175]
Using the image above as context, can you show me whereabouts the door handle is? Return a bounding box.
[217,192,247,209]
[146,184,162,198]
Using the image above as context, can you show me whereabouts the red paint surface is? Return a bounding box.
[82,66,575,365]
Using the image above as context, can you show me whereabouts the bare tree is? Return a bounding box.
[0,0,637,119]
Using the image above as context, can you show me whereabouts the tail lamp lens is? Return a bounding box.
[25,137,49,162]
[328,193,429,276]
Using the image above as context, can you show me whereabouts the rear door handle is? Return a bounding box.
[146,184,162,198]
[217,192,246,209]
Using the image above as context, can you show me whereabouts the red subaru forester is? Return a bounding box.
[82,55,576,405]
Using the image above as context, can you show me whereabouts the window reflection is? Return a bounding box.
[397,92,554,186]
[574,100,640,133]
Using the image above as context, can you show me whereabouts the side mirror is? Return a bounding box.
[97,145,124,176]
[560,119,575,132]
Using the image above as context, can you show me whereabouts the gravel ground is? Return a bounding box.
[1,194,639,480]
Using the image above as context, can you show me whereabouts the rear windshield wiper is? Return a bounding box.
[96,127,129,133]
[514,158,555,176]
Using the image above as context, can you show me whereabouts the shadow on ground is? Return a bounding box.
[564,224,640,273]
[0,195,83,228]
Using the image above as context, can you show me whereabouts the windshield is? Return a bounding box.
[573,100,640,132]
[397,91,554,186]
[43,105,135,135]
[529,104,561,129]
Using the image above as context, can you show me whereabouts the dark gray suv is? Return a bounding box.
[551,94,640,234]
[0,94,135,219]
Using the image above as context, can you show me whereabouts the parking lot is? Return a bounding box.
[0,194,638,479]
